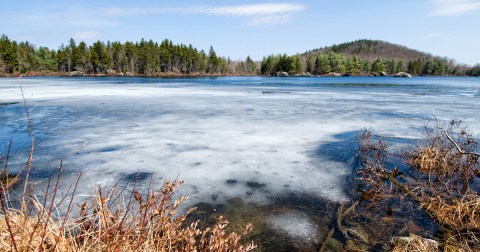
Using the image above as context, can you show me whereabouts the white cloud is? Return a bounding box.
[73,31,101,40]
[103,3,305,26]
[192,3,305,16]
[431,0,480,16]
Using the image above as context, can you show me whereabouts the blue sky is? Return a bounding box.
[1,0,480,65]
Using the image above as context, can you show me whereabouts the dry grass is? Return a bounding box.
[422,194,480,231]
[391,234,439,252]
[0,176,256,252]
[408,146,456,175]
[355,119,480,251]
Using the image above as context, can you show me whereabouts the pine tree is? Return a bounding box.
[315,54,331,74]
[0,35,18,73]
[245,56,256,74]
[207,46,219,73]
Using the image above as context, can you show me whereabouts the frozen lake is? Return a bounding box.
[1,76,480,247]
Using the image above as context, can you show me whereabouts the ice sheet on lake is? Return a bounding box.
[1,77,480,207]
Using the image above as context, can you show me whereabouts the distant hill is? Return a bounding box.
[260,39,471,76]
[303,39,447,63]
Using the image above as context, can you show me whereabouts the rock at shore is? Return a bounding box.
[106,69,117,75]
[393,72,412,78]
[329,72,342,77]
[275,71,289,77]
[69,71,84,77]
[380,71,388,76]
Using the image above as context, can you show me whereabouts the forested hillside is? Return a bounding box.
[261,40,475,76]
[308,40,432,61]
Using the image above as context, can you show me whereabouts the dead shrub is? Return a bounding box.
[0,173,256,251]
[354,119,480,251]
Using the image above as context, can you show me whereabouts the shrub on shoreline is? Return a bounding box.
[0,172,255,251]
[354,120,480,251]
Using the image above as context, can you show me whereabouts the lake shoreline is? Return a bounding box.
[0,71,474,78]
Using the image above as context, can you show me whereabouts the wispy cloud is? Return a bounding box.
[431,0,480,16]
[103,3,305,26]
[192,3,305,16]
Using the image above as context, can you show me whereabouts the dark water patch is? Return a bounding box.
[187,192,337,251]
[329,83,409,87]
[313,130,439,249]
[123,172,153,182]
[0,102,20,106]
[246,181,266,188]
[99,146,122,152]
[225,179,238,185]
[187,184,440,251]
[261,90,293,94]
[314,130,414,168]
[314,130,360,164]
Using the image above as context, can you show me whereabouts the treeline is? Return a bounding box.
[1,35,478,77]
[260,51,462,76]
[0,34,258,76]
[466,64,480,76]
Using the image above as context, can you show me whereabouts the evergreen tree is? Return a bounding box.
[422,59,434,75]
[207,46,219,73]
[124,41,136,73]
[346,56,361,74]
[245,56,256,74]
[77,41,90,72]
[371,59,386,73]
[90,41,106,73]
[17,41,38,73]
[260,55,276,75]
[395,60,404,73]
[0,35,18,73]
[315,54,331,74]
[386,59,396,74]
[36,47,57,72]
[292,55,302,74]
[328,52,346,73]
[305,55,313,73]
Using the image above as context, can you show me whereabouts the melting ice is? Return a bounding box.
[1,76,480,207]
